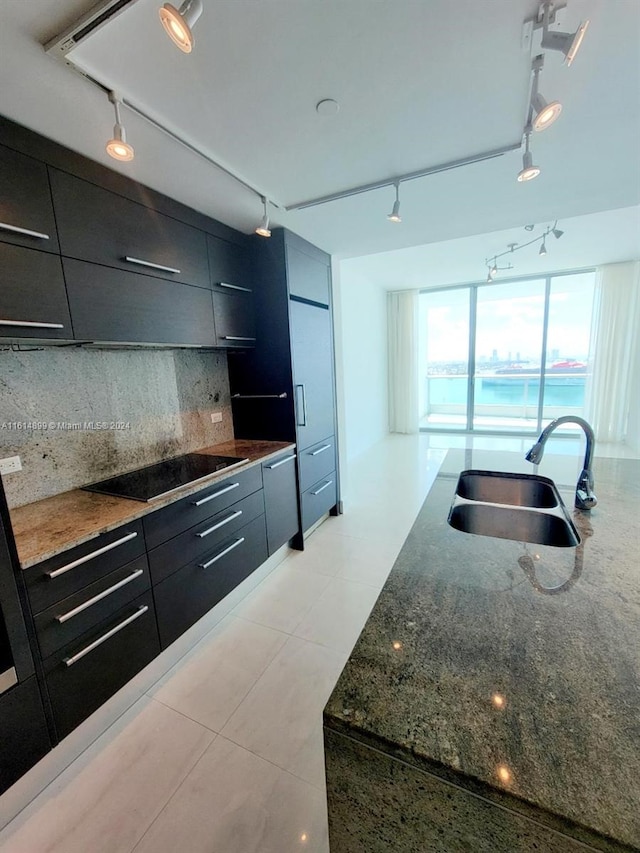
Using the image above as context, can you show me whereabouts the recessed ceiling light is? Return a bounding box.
[159,0,203,53]
[316,99,340,116]
[105,92,134,162]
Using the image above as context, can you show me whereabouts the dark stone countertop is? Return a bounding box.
[324,451,640,850]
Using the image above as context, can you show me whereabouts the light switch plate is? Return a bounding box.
[210,412,223,423]
[0,455,22,475]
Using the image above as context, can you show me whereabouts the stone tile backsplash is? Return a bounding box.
[0,347,233,507]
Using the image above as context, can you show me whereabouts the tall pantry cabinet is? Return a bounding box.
[228,228,340,545]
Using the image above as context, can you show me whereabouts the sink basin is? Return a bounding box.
[448,503,580,548]
[455,470,558,508]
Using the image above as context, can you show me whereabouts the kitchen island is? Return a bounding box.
[323,451,640,852]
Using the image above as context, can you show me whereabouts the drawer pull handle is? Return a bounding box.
[295,384,307,426]
[265,454,296,470]
[196,510,242,538]
[123,256,181,274]
[192,482,240,506]
[200,537,245,569]
[0,319,64,329]
[47,531,138,579]
[63,605,148,667]
[218,282,252,293]
[56,569,144,624]
[0,222,50,241]
[232,393,287,400]
[222,336,256,341]
[311,480,333,496]
[310,444,331,457]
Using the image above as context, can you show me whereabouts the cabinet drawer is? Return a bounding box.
[24,519,145,615]
[207,234,251,291]
[298,436,336,492]
[0,145,59,253]
[49,169,209,289]
[301,472,337,533]
[144,463,263,549]
[262,452,299,554]
[212,290,256,348]
[0,243,72,340]
[43,591,159,740]
[154,514,268,649]
[64,258,215,346]
[148,489,265,586]
[34,554,150,659]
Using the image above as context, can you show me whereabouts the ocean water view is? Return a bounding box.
[426,375,586,408]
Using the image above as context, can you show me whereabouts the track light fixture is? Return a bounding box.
[529,54,562,132]
[105,92,134,162]
[387,182,402,223]
[540,1,590,67]
[255,197,271,238]
[539,240,547,256]
[483,222,564,279]
[159,0,203,53]
[551,221,564,239]
[517,130,540,182]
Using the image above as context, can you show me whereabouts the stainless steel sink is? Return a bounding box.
[447,469,581,548]
[455,470,558,509]
[448,503,580,547]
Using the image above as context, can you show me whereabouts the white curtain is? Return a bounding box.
[387,290,419,433]
[585,261,640,443]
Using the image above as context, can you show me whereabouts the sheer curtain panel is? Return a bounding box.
[388,290,419,433]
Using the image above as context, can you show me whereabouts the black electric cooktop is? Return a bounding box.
[82,453,249,502]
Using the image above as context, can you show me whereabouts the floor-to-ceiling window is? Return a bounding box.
[419,270,596,434]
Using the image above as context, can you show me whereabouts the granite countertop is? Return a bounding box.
[10,439,294,569]
[324,451,640,850]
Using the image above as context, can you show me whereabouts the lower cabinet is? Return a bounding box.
[262,452,299,554]
[0,676,51,795]
[42,590,159,740]
[154,514,268,648]
[301,472,337,533]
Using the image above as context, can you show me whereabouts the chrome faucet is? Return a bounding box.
[525,416,597,510]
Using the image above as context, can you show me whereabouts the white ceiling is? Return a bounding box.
[1,0,639,259]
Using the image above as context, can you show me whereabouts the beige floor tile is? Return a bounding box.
[221,635,345,788]
[293,577,382,653]
[149,615,288,732]
[133,736,329,853]
[303,525,400,587]
[0,698,214,853]
[231,559,332,633]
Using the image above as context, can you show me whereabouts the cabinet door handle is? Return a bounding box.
[0,319,64,329]
[63,605,148,667]
[265,454,296,470]
[218,282,253,293]
[200,537,245,569]
[192,482,240,506]
[295,384,307,426]
[232,393,287,400]
[123,256,181,274]
[311,480,333,496]
[222,336,256,341]
[0,222,50,241]
[310,444,331,457]
[196,510,242,538]
[47,531,138,579]
[56,569,144,624]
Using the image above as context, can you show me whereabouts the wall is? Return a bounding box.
[0,347,233,507]
[334,262,389,465]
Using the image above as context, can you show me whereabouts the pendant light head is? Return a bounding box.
[532,93,562,131]
[106,93,134,162]
[387,182,402,222]
[255,197,271,238]
[159,0,203,53]
[552,222,564,239]
[539,240,547,256]
[542,19,590,66]
[517,132,540,182]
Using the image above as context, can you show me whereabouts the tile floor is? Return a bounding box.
[0,432,634,852]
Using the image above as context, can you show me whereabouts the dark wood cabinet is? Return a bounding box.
[286,242,330,306]
[262,452,299,554]
[0,243,72,340]
[0,677,51,795]
[154,514,268,649]
[298,437,336,492]
[301,474,338,532]
[207,234,251,290]
[49,169,210,289]
[0,144,59,254]
[212,289,256,348]
[63,258,216,346]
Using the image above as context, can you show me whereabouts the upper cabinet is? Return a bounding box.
[286,243,331,306]
[0,144,59,254]
[49,169,210,289]
[207,234,252,291]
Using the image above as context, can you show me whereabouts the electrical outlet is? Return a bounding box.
[210,412,223,424]
[0,455,22,475]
